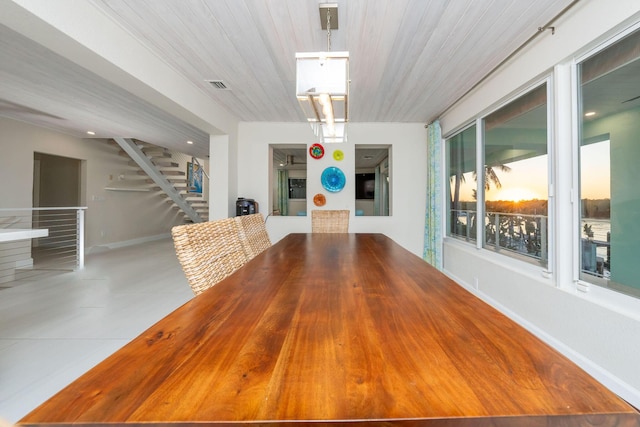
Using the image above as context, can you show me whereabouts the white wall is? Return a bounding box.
[237,122,427,256]
[0,117,189,249]
[439,0,640,407]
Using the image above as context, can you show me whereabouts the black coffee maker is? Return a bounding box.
[236,197,258,216]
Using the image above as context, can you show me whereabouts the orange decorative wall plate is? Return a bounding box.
[313,193,326,207]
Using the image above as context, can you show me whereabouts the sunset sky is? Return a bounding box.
[454,140,611,202]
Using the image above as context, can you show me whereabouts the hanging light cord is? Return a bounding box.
[326,9,332,51]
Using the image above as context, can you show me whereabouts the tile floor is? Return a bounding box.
[0,238,193,423]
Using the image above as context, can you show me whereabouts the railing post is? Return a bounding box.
[466,210,471,242]
[540,216,547,262]
[76,208,85,270]
[606,231,611,269]
[494,213,500,252]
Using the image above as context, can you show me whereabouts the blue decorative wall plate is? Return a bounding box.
[321,166,346,192]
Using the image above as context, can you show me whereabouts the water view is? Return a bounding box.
[581,217,610,257]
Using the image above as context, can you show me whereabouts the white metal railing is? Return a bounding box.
[450,209,548,264]
[0,207,86,285]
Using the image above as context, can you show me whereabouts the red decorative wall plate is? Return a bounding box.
[309,143,324,159]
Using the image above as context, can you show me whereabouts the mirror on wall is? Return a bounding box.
[271,145,307,216]
[355,145,390,216]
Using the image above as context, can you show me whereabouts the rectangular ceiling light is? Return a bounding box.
[296,51,349,143]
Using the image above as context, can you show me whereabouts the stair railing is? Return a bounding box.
[0,207,87,285]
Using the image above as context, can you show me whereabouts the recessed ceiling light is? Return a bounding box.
[86,131,96,135]
[585,111,596,117]
[187,140,194,144]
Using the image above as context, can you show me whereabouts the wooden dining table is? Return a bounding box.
[19,233,640,427]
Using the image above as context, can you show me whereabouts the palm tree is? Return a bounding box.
[475,164,511,192]
[469,164,511,200]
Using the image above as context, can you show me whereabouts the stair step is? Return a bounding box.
[114,176,149,181]
[111,139,166,151]
[141,146,168,153]
[128,160,180,168]
[145,178,187,184]
[119,149,172,159]
[109,139,146,148]
[164,198,207,206]
[147,151,172,159]
[137,170,185,176]
[153,161,180,168]
[135,141,158,148]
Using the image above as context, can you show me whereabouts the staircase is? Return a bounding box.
[110,138,209,223]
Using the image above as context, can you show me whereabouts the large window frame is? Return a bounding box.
[574,23,640,300]
[444,78,554,273]
[445,123,478,242]
[481,80,552,269]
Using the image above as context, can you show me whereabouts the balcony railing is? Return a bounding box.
[450,209,548,265]
[0,207,86,285]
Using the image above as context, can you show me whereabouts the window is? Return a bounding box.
[271,145,307,216]
[355,173,375,199]
[482,83,549,268]
[354,146,390,216]
[578,27,640,298]
[446,124,477,241]
[288,178,306,199]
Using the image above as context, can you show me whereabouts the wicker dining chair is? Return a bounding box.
[311,209,350,233]
[235,213,272,260]
[171,218,249,296]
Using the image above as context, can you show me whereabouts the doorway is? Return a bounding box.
[33,152,82,208]
[32,152,83,269]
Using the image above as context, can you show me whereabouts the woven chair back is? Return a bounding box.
[311,210,350,233]
[171,218,249,296]
[235,213,272,260]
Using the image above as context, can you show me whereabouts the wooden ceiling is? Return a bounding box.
[0,0,576,158]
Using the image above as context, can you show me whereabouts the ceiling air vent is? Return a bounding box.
[206,80,229,90]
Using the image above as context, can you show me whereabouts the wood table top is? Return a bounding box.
[19,233,640,427]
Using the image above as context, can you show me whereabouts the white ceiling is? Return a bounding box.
[0,0,576,158]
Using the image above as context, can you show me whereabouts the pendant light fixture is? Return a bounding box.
[296,3,349,143]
